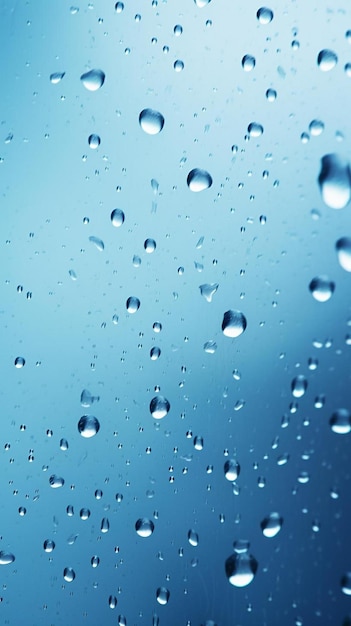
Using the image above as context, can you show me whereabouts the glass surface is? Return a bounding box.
[1,1,351,624]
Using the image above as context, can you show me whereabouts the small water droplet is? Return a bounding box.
[336,237,351,271]
[194,0,211,6]
[173,24,183,36]
[88,134,101,149]
[111,209,125,227]
[204,340,217,353]
[187,168,213,192]
[309,276,335,302]
[330,408,351,434]
[242,55,256,71]
[156,587,170,605]
[261,512,283,538]
[63,567,75,582]
[77,415,100,438]
[317,49,338,71]
[222,310,247,338]
[115,1,124,12]
[91,555,100,567]
[126,296,140,313]
[318,154,351,209]
[139,109,165,135]
[309,119,324,136]
[174,60,184,72]
[50,72,65,84]
[150,347,161,360]
[135,518,155,537]
[101,517,110,533]
[80,69,105,91]
[153,321,162,332]
[188,529,199,546]
[150,396,170,419]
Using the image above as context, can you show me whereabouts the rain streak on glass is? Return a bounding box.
[318,154,351,209]
[261,512,283,538]
[139,109,165,135]
[222,310,247,338]
[77,415,100,438]
[135,518,155,537]
[144,238,156,253]
[187,168,213,192]
[150,396,170,419]
[335,237,351,271]
[309,276,335,302]
[111,209,125,227]
[80,69,105,91]
[329,409,351,434]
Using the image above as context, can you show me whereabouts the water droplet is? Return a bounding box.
[204,340,217,353]
[50,72,65,84]
[69,269,77,280]
[135,518,155,537]
[330,408,351,434]
[199,283,219,302]
[43,540,55,552]
[188,529,199,546]
[144,238,156,253]
[115,1,124,11]
[150,346,161,360]
[89,236,104,251]
[187,168,213,192]
[126,296,140,313]
[309,119,324,136]
[63,567,75,582]
[14,356,25,368]
[49,474,65,488]
[67,533,79,545]
[80,389,100,407]
[150,396,170,419]
[101,517,110,533]
[194,435,204,450]
[77,415,100,438]
[153,321,162,332]
[257,7,273,23]
[242,55,256,71]
[222,310,247,338]
[0,552,15,565]
[80,508,91,520]
[261,512,283,538]
[174,60,184,72]
[173,24,183,36]
[80,69,105,91]
[132,255,141,267]
[109,595,117,609]
[139,109,164,135]
[194,0,211,5]
[156,587,170,605]
[309,276,335,302]
[91,555,100,567]
[60,438,69,451]
[118,616,127,626]
[111,209,125,227]
[224,459,240,481]
[341,573,351,595]
[345,62,351,77]
[336,237,351,271]
[291,375,308,398]
[248,122,264,137]
[317,49,338,71]
[318,154,351,209]
[266,88,277,101]
[225,548,258,587]
[88,134,101,149]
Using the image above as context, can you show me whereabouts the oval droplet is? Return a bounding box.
[174,60,184,72]
[80,69,105,91]
[309,276,335,302]
[43,539,55,552]
[144,238,156,253]
[256,7,273,24]
[317,49,338,71]
[260,512,283,538]
[77,415,100,438]
[135,518,155,537]
[150,346,161,360]
[222,310,247,338]
[150,396,170,419]
[291,375,308,398]
[111,209,125,227]
[187,168,213,192]
[88,134,101,149]
[156,587,170,605]
[248,122,264,137]
[126,296,140,313]
[309,119,324,136]
[318,154,351,209]
[14,356,25,368]
[63,567,75,582]
[341,572,351,595]
[336,237,351,271]
[330,408,351,434]
[242,55,256,71]
[0,551,15,565]
[50,72,65,84]
[224,459,240,481]
[188,529,199,546]
[139,109,165,135]
[225,551,258,587]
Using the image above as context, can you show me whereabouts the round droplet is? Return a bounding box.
[187,168,213,192]
[318,154,351,209]
[317,49,338,71]
[43,539,55,552]
[150,396,170,419]
[291,375,308,398]
[115,1,124,11]
[111,209,125,227]
[139,109,164,135]
[156,587,170,605]
[14,357,25,368]
[260,512,283,538]
[336,237,351,271]
[173,24,183,36]
[50,72,65,84]
[309,276,335,302]
[153,322,162,332]
[225,551,258,587]
[257,7,273,24]
[77,415,100,438]
[135,518,155,537]
[188,529,199,546]
[248,122,264,137]
[266,88,277,101]
[88,134,100,149]
[309,119,324,136]
[0,552,15,565]
[126,296,140,313]
[49,474,65,488]
[341,572,351,595]
[150,346,161,360]
[330,408,351,434]
[224,459,240,481]
[242,55,256,71]
[222,310,247,338]
[144,238,156,253]
[80,69,105,91]
[63,567,75,582]
[174,60,184,72]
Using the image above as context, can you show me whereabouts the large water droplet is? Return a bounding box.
[150,396,170,419]
[49,474,65,488]
[309,276,335,302]
[63,567,75,582]
[78,415,100,438]
[188,529,199,546]
[187,168,213,192]
[174,60,184,72]
[126,296,140,313]
[291,375,308,398]
[242,55,256,71]
[224,459,240,481]
[199,283,219,302]
[139,109,165,135]
[156,587,170,605]
[330,408,351,434]
[225,549,258,587]
[341,573,351,595]
[88,134,101,149]
[144,238,156,253]
[336,237,351,271]
[43,540,55,552]
[50,72,65,84]
[80,389,100,407]
[248,122,264,137]
[14,356,25,368]
[111,209,125,227]
[309,119,324,136]
[317,49,338,71]
[222,310,247,338]
[260,512,283,538]
[135,518,155,537]
[0,551,15,565]
[80,69,105,91]
[256,7,273,24]
[318,154,351,209]
[150,346,161,360]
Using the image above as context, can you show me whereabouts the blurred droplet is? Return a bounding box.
[318,154,351,209]
[309,276,335,302]
[336,237,351,271]
[330,409,351,434]
[341,573,351,595]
